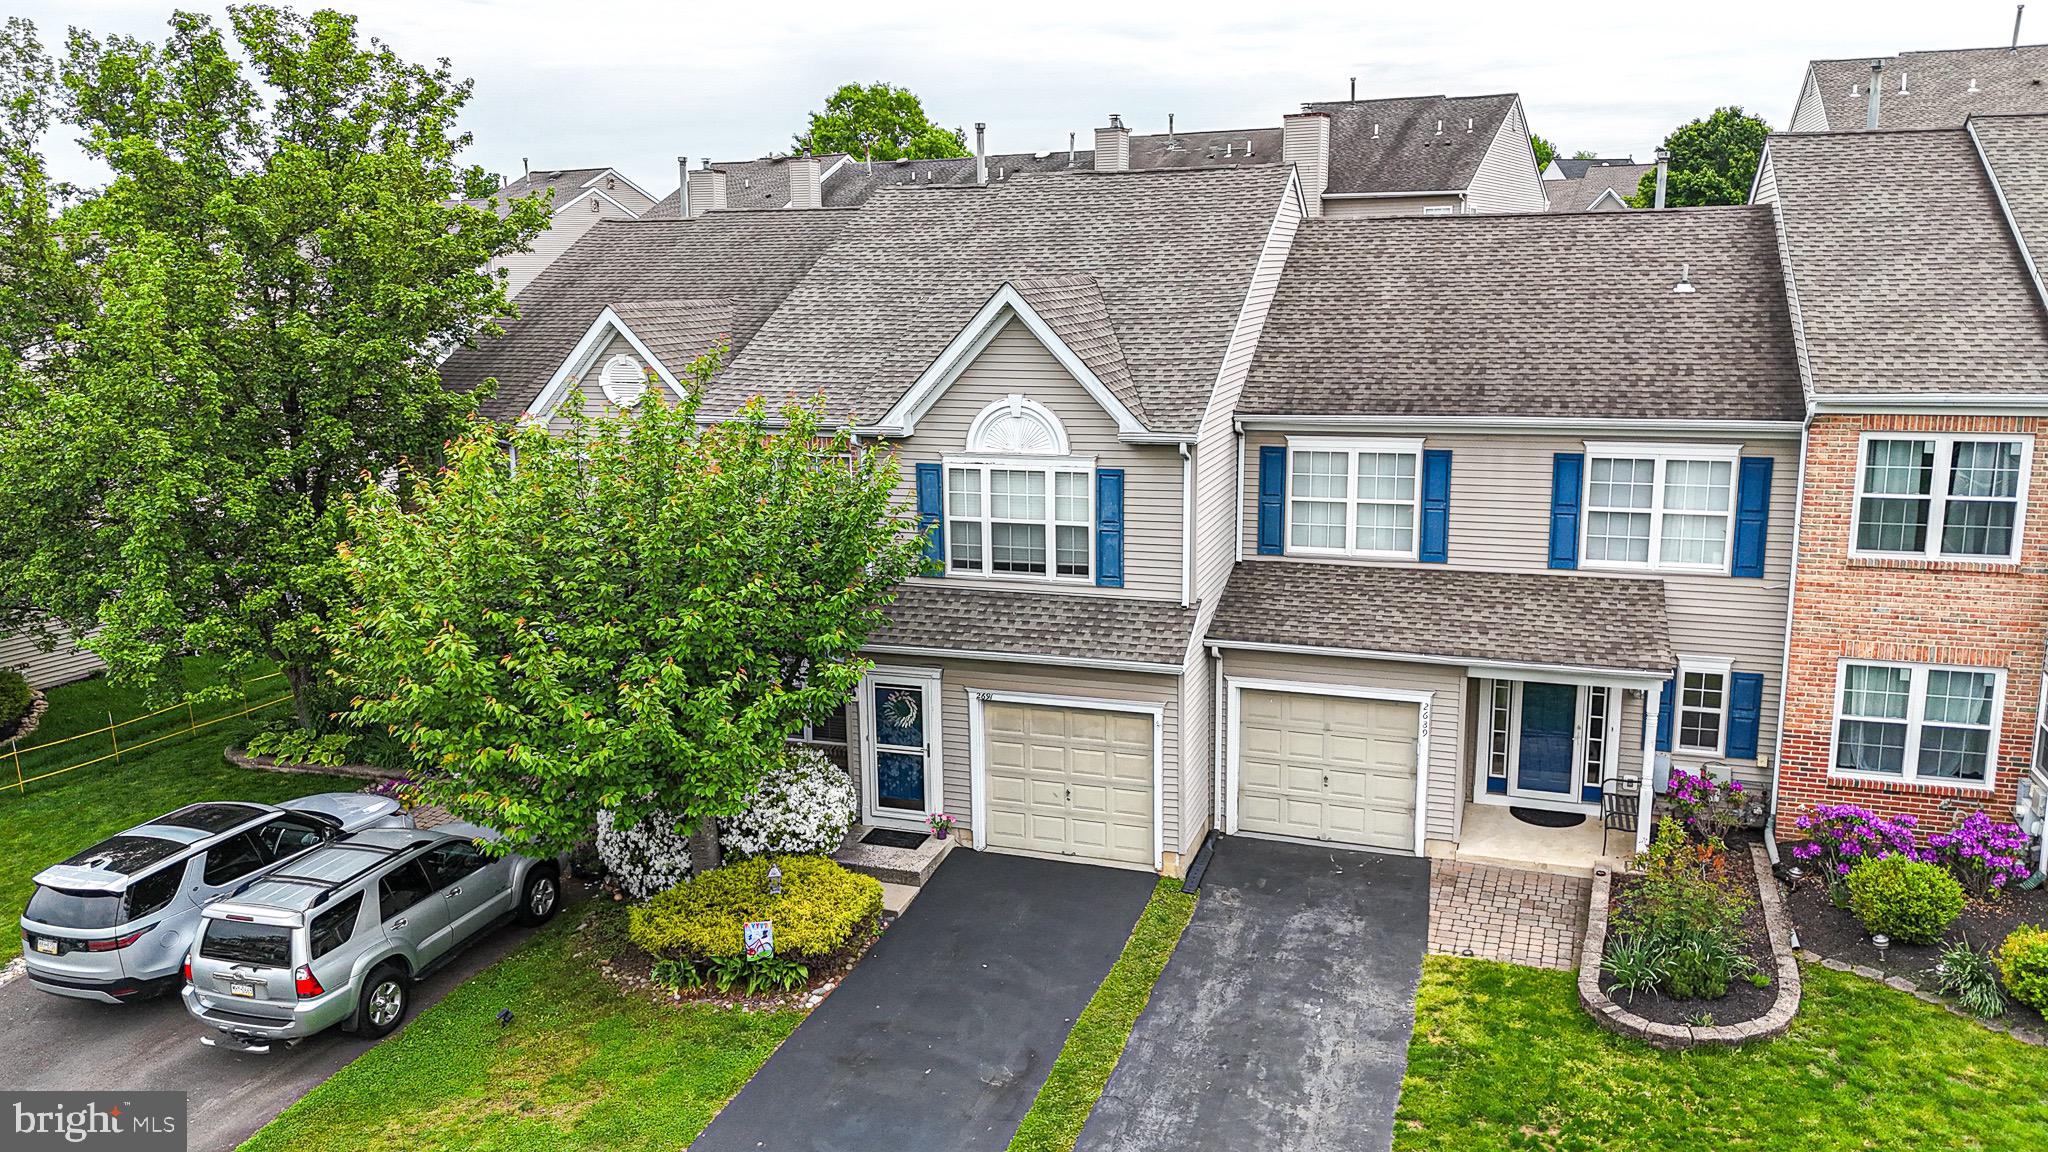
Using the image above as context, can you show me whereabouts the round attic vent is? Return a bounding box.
[600,354,648,407]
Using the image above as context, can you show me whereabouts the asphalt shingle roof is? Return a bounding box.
[460,168,637,218]
[1545,163,1653,212]
[710,165,1294,434]
[1805,46,2048,131]
[438,211,853,421]
[1551,157,1639,179]
[1305,94,1519,194]
[872,583,1195,666]
[1972,113,2048,261]
[1207,561,1675,674]
[1240,206,1803,420]
[606,300,736,378]
[644,155,852,217]
[1765,124,2048,396]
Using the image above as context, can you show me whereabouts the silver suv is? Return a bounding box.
[20,795,410,1002]
[182,823,560,1050]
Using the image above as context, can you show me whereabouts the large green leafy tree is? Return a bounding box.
[1531,134,1557,171]
[327,367,926,861]
[0,8,545,723]
[794,82,968,160]
[1631,106,1771,207]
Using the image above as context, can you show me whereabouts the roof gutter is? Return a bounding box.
[861,643,1179,675]
[1968,116,2048,316]
[1204,638,1672,684]
[1319,189,1466,199]
[1234,414,1805,436]
[1810,393,2048,414]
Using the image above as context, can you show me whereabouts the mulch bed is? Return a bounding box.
[0,689,47,743]
[1781,868,2048,1033]
[573,896,886,1013]
[1597,838,1779,1027]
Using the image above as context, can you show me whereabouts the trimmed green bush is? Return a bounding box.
[627,854,881,963]
[1846,855,1965,944]
[0,668,31,733]
[1996,923,2048,1013]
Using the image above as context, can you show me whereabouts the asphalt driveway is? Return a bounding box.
[0,917,546,1152]
[1076,837,1429,1152]
[691,849,1155,1152]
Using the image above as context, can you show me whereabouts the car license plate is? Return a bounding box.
[32,937,57,955]
[230,981,256,998]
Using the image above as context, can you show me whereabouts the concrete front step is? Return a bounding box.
[833,826,956,886]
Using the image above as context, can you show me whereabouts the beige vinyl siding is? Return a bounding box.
[1322,193,1463,218]
[846,655,1184,862]
[889,318,1185,600]
[1788,68,1830,133]
[1,626,103,689]
[1464,100,1550,215]
[496,196,630,298]
[543,330,685,431]
[1177,645,1213,856]
[580,173,657,216]
[1239,428,1797,780]
[1219,648,1464,843]
[1750,151,1780,205]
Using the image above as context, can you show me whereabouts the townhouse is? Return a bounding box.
[1787,43,2048,132]
[459,165,661,296]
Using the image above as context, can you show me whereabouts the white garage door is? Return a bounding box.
[1237,689,1418,852]
[985,702,1154,866]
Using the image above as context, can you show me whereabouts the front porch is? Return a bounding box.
[1450,800,1621,878]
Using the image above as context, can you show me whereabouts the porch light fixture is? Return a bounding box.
[767,864,784,896]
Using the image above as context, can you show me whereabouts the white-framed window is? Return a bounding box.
[1851,433,2030,561]
[1676,662,1729,754]
[794,708,848,748]
[1581,443,1739,573]
[1832,660,2003,787]
[1582,686,1610,791]
[945,396,1092,583]
[1420,204,1456,216]
[1286,438,1423,559]
[1486,680,1511,786]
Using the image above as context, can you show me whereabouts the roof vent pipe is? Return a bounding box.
[1653,148,1670,209]
[521,156,530,179]
[974,122,987,186]
[1068,132,1077,167]
[676,154,689,219]
[2016,4,2027,51]
[1350,76,1357,101]
[1673,263,1696,294]
[1867,59,1884,129]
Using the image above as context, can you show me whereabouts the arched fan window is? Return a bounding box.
[965,396,1070,456]
[599,354,648,407]
[947,396,1091,581]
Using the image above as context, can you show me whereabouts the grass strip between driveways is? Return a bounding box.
[1007,876,1198,1152]
[239,913,801,1152]
[1395,955,2048,1151]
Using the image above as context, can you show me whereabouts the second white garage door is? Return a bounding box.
[984,701,1155,866]
[1236,688,1419,853]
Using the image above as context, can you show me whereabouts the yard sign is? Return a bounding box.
[745,920,774,958]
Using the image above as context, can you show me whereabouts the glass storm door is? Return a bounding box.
[1514,681,1578,796]
[867,676,935,824]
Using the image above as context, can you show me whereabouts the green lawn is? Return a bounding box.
[240,912,801,1152]
[1396,956,2048,1151]
[1009,877,1198,1152]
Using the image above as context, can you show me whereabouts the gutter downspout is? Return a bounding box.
[1764,415,1813,866]
[1212,644,1226,828]
[1180,443,1193,607]
[1234,431,1246,564]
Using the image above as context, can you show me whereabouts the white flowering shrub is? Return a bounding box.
[596,808,694,899]
[719,748,858,858]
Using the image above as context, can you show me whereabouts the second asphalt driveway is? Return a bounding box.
[1078,837,1430,1152]
[691,849,1154,1152]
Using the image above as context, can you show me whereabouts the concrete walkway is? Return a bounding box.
[690,849,1154,1152]
[1076,837,1429,1152]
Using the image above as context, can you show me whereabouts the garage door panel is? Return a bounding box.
[985,700,1155,867]
[1237,688,1419,853]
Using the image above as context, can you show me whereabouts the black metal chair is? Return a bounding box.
[1601,774,1642,856]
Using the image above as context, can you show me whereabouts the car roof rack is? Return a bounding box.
[260,841,408,908]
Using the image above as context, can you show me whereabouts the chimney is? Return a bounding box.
[789,152,822,209]
[1094,114,1131,172]
[676,154,689,218]
[1283,110,1332,217]
[685,159,726,218]
[1653,148,1669,209]
[975,122,987,185]
[1867,59,1884,129]
[1068,131,1077,167]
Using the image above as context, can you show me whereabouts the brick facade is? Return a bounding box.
[1776,412,2048,838]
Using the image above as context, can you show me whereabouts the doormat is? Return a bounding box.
[1510,806,1587,829]
[860,827,930,850]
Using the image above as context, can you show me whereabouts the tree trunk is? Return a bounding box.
[282,664,319,731]
[688,818,723,874]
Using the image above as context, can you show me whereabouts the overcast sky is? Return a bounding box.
[23,0,2038,194]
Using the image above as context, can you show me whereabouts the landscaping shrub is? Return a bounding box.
[1929,938,2006,1019]
[1790,803,1928,883]
[628,854,882,964]
[1600,935,1666,1003]
[245,722,357,767]
[1996,924,2048,1013]
[0,668,32,734]
[1928,812,2032,897]
[1612,818,1756,1000]
[718,748,857,858]
[1663,768,1749,844]
[598,808,694,899]
[1845,855,1965,944]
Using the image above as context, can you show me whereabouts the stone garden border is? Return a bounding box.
[225,744,402,782]
[1794,948,2048,1047]
[1577,842,1801,1049]
[4,688,48,745]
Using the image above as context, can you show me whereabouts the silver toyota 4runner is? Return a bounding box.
[181,823,560,1050]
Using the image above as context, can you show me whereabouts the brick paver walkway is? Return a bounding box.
[1427,859,1591,970]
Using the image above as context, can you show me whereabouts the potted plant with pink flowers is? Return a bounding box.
[927,812,956,840]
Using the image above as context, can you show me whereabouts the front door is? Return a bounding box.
[1514,681,1577,796]
[861,670,941,827]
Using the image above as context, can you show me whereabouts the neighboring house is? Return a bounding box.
[0,626,102,690]
[1544,160,1654,212]
[1752,114,2048,847]
[461,166,660,297]
[1787,44,2048,132]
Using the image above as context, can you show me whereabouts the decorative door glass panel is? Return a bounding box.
[872,684,928,811]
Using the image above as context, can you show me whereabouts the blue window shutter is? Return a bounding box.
[1095,468,1125,588]
[1257,446,1287,556]
[1548,453,1584,570]
[1727,672,1764,759]
[1732,457,1773,578]
[1655,677,1675,752]
[1419,449,1452,563]
[915,463,944,576]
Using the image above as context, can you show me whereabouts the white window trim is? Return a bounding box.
[941,455,1097,585]
[856,666,945,829]
[1579,441,1742,575]
[966,688,1165,870]
[1469,677,1623,815]
[965,395,1071,456]
[1847,431,2032,563]
[1674,657,1733,756]
[1283,436,1426,561]
[1827,658,2004,792]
